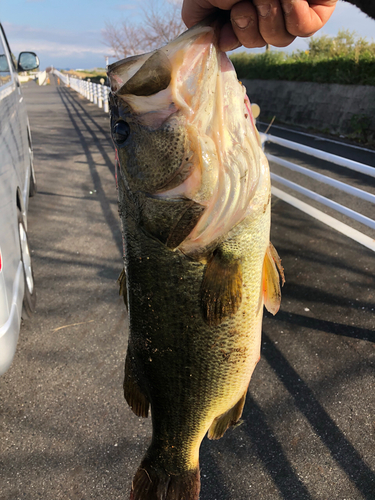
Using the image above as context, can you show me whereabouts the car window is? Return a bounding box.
[0,24,17,71]
[0,33,11,87]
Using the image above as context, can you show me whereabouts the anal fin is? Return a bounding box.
[208,390,247,440]
[124,352,149,418]
[263,242,285,315]
[201,247,242,327]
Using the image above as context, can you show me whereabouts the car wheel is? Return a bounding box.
[18,210,36,318]
[27,129,37,197]
[29,150,36,198]
[29,161,37,197]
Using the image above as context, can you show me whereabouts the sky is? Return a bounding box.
[1,0,375,70]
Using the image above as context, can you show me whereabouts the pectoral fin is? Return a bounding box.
[139,195,205,249]
[201,247,242,326]
[262,242,285,315]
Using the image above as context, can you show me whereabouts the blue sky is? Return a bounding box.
[1,0,375,70]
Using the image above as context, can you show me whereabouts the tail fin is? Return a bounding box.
[130,458,200,500]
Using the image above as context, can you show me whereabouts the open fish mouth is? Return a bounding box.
[108,22,269,256]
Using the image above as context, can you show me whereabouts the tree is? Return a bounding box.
[308,29,375,59]
[102,0,185,60]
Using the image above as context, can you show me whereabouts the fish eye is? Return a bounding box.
[113,120,130,145]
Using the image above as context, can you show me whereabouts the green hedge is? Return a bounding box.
[230,52,375,86]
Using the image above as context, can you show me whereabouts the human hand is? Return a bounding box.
[181,0,338,51]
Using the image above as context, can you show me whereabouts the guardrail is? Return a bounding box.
[49,68,374,251]
[51,69,110,112]
[261,133,375,252]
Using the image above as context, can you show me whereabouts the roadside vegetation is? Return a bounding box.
[62,68,107,84]
[231,30,375,86]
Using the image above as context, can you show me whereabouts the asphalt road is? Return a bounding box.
[0,77,374,500]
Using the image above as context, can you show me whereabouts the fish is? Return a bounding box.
[108,19,284,500]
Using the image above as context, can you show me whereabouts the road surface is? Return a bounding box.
[1,77,374,500]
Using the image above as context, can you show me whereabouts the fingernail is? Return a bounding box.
[281,1,294,14]
[256,4,271,17]
[232,16,251,30]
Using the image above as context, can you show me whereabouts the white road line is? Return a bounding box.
[271,186,375,252]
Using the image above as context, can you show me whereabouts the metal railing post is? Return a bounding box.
[98,85,103,109]
[103,86,109,113]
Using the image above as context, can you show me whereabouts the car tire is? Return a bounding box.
[29,164,37,197]
[18,210,36,318]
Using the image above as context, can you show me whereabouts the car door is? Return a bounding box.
[0,25,27,370]
[0,24,30,216]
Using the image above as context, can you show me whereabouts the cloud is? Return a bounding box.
[12,40,109,58]
[113,3,138,11]
[2,22,112,68]
[3,22,102,45]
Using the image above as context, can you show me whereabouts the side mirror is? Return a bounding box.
[18,52,39,72]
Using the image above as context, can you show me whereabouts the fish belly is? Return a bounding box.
[123,189,270,476]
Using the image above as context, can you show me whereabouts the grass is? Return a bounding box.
[230,30,375,86]
[62,68,107,84]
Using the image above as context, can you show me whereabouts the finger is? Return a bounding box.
[219,22,242,51]
[280,0,337,37]
[182,0,216,28]
[253,0,296,47]
[182,0,239,28]
[230,1,266,48]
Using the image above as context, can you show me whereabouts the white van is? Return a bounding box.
[0,23,39,375]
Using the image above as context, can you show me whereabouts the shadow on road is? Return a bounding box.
[270,310,374,343]
[261,333,375,499]
[56,85,122,256]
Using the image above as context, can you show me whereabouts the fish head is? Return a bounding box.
[108,49,188,195]
[108,22,269,254]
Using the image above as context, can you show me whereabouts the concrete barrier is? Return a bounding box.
[243,79,375,138]
[38,70,47,86]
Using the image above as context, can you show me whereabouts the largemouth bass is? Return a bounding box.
[108,20,284,500]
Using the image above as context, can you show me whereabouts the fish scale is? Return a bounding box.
[124,201,268,466]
